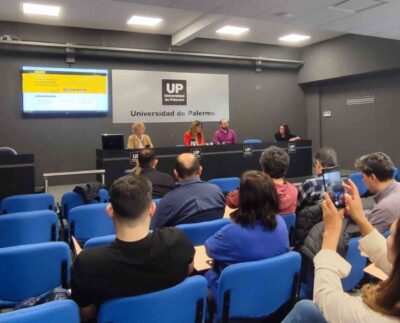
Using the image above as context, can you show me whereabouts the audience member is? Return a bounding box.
[150,153,225,229]
[205,170,290,299]
[284,180,400,322]
[184,120,205,146]
[213,119,237,144]
[354,152,400,233]
[127,122,153,149]
[132,148,175,198]
[71,175,194,322]
[297,147,337,211]
[226,146,298,214]
[274,123,301,142]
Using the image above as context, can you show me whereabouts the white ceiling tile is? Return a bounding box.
[214,0,283,18]
[290,7,353,28]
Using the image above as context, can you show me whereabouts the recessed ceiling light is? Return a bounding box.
[22,3,61,16]
[279,34,310,42]
[216,25,249,36]
[127,16,162,27]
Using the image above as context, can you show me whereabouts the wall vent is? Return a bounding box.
[346,96,375,105]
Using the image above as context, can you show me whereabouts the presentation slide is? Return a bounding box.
[21,66,109,115]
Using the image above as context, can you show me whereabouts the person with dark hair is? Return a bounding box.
[205,170,289,298]
[150,153,225,229]
[213,119,237,144]
[297,146,338,211]
[71,175,195,322]
[226,146,298,214]
[274,123,301,142]
[184,120,205,146]
[354,152,400,233]
[134,148,175,198]
[284,180,400,323]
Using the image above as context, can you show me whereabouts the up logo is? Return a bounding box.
[162,79,187,105]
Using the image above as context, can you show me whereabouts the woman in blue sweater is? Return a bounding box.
[205,170,290,298]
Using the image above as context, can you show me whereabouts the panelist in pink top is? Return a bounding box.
[213,119,237,144]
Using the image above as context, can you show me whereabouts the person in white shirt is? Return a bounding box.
[283,179,400,323]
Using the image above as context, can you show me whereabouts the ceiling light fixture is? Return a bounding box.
[127,16,162,27]
[279,34,310,42]
[22,3,61,16]
[216,25,249,36]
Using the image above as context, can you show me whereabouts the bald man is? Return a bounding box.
[213,119,237,144]
[150,153,225,229]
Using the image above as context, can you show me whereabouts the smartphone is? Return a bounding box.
[322,166,345,208]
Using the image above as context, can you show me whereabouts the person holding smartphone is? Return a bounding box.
[283,181,400,322]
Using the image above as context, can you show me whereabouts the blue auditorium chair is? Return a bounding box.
[152,198,162,206]
[176,218,231,246]
[280,213,296,244]
[84,234,116,249]
[243,139,262,144]
[215,251,301,322]
[342,236,367,291]
[348,172,368,197]
[0,242,70,308]
[61,188,109,218]
[1,193,55,214]
[208,177,240,193]
[0,300,80,323]
[98,276,207,323]
[68,203,115,244]
[0,210,59,248]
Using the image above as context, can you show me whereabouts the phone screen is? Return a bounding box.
[322,167,345,208]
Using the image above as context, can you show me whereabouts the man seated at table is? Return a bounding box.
[134,148,175,198]
[71,175,194,322]
[150,153,225,229]
[213,119,237,145]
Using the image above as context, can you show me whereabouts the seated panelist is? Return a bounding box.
[127,122,153,149]
[213,119,236,144]
[274,123,301,142]
[184,120,205,146]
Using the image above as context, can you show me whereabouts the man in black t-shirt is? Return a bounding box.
[71,175,195,322]
[135,148,175,198]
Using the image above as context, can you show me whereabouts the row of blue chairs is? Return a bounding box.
[0,189,109,216]
[0,239,301,322]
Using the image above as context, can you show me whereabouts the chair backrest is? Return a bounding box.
[280,213,296,245]
[0,210,59,248]
[0,300,80,323]
[176,219,231,246]
[0,242,70,305]
[152,198,162,206]
[1,193,55,214]
[216,251,301,322]
[98,276,207,323]
[393,167,399,181]
[208,177,240,193]
[243,139,261,144]
[342,236,367,291]
[383,230,390,238]
[348,172,368,197]
[61,188,109,218]
[68,203,115,243]
[84,234,116,249]
[0,147,17,156]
